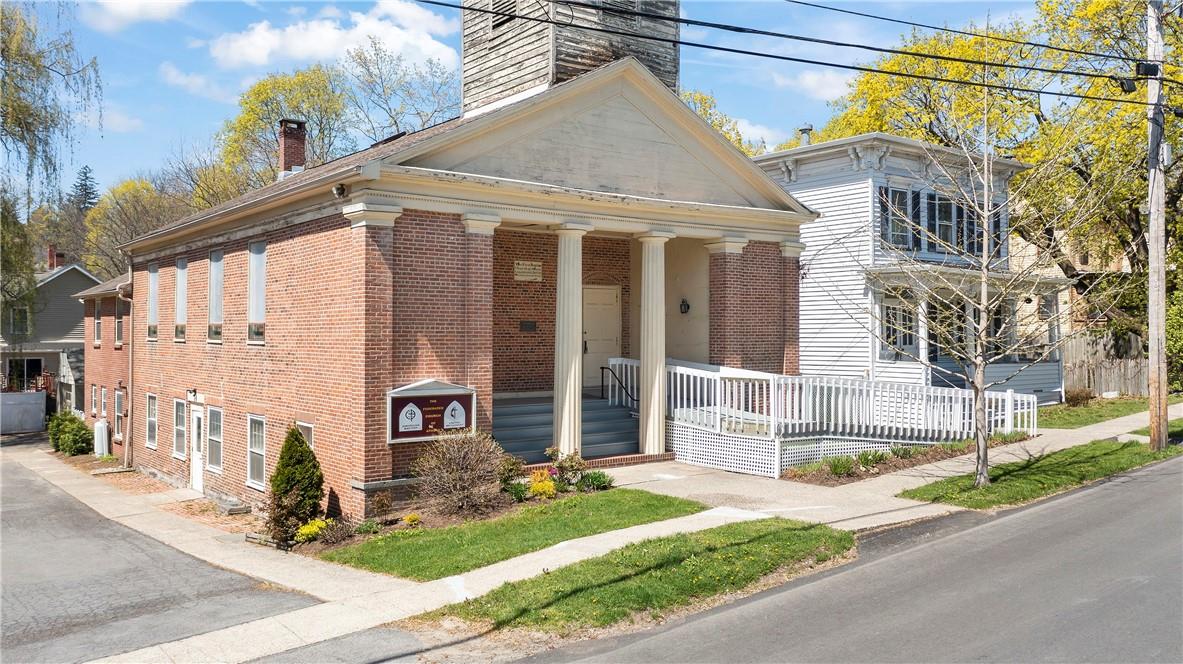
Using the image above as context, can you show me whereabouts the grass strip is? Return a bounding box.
[1131,418,1183,439]
[321,489,705,580]
[899,440,1183,509]
[1038,395,1183,429]
[436,518,854,632]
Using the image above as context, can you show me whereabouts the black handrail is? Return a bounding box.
[600,365,638,405]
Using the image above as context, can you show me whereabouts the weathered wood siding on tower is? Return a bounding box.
[461,0,679,114]
[462,0,552,113]
[553,1,678,91]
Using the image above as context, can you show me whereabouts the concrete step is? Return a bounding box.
[494,417,638,442]
[493,405,635,429]
[492,398,620,417]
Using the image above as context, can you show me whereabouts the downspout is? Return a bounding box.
[116,268,134,469]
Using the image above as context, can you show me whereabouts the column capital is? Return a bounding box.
[635,230,676,243]
[343,193,402,228]
[704,236,749,254]
[780,239,805,258]
[462,212,501,235]
[553,221,593,236]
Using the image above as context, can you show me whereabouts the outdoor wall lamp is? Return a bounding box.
[680,298,691,314]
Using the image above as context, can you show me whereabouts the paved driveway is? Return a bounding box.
[0,443,317,663]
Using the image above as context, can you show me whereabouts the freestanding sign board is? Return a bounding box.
[387,379,477,444]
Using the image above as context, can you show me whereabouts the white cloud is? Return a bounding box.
[735,118,790,147]
[287,6,307,17]
[80,0,191,33]
[771,69,855,101]
[81,104,144,133]
[159,62,237,104]
[207,0,459,70]
[318,5,343,19]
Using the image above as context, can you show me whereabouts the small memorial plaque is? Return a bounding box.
[513,260,542,282]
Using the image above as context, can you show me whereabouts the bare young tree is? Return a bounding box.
[814,95,1142,488]
[340,36,460,142]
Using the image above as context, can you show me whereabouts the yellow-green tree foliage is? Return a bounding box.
[217,65,354,190]
[681,89,765,156]
[84,178,188,278]
[805,0,1180,310]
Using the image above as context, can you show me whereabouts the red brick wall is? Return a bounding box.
[380,210,495,482]
[130,213,365,515]
[783,256,801,375]
[82,296,130,460]
[709,241,792,374]
[492,230,630,392]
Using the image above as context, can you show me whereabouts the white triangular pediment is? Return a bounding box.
[390,60,804,212]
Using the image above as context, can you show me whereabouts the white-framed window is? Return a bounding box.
[208,249,223,342]
[930,299,967,360]
[6,305,31,337]
[172,399,186,459]
[296,421,314,449]
[174,257,188,341]
[248,241,266,343]
[101,387,107,418]
[147,263,159,340]
[146,394,158,449]
[91,384,97,415]
[880,187,913,248]
[114,390,124,439]
[93,299,103,345]
[880,296,918,359]
[247,415,266,489]
[207,407,223,471]
[935,197,956,249]
[114,297,123,346]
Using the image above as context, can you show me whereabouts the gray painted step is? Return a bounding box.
[493,398,639,462]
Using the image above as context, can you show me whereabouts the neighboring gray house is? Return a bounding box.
[2,262,100,411]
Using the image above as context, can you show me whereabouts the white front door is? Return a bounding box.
[583,285,622,387]
[190,405,204,492]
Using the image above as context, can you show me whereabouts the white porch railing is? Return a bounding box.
[606,357,1039,477]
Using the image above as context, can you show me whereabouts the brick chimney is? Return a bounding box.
[47,245,59,270]
[278,118,307,177]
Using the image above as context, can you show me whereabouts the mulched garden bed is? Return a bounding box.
[782,434,1030,487]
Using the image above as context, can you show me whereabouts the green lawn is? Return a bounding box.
[1131,418,1183,439]
[1038,395,1183,429]
[321,489,704,580]
[899,440,1183,509]
[436,518,854,633]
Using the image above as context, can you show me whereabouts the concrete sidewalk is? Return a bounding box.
[610,402,1183,529]
[1,443,768,663]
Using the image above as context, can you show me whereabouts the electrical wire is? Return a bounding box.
[417,0,1162,108]
[554,0,1148,84]
[784,0,1144,64]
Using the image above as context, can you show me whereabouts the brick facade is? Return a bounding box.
[492,230,631,392]
[709,241,799,375]
[82,296,130,460]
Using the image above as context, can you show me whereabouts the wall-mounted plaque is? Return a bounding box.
[513,260,542,282]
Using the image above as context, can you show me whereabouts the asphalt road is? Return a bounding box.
[0,443,316,664]
[545,456,1183,663]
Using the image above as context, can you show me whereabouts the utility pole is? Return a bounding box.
[1146,0,1168,451]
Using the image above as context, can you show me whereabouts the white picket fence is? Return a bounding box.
[607,357,1038,478]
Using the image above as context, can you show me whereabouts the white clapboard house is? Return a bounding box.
[755,132,1067,405]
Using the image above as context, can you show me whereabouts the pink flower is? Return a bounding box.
[548,466,558,477]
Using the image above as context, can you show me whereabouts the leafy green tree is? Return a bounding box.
[1,3,100,200]
[219,65,354,189]
[1,190,38,339]
[267,426,324,541]
[808,0,1180,336]
[83,177,188,278]
[681,89,765,157]
[1167,291,1183,391]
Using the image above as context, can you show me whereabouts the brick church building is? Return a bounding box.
[99,0,813,516]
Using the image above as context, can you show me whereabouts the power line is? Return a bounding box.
[555,0,1145,84]
[784,0,1144,64]
[419,0,1161,108]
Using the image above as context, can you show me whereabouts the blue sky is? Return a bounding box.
[66,0,1037,192]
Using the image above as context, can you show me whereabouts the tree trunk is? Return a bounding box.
[973,364,990,488]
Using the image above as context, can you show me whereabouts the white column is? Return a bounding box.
[553,223,591,457]
[637,231,674,455]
